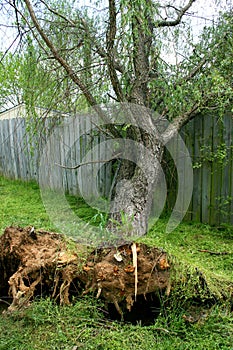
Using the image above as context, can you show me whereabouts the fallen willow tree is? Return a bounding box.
[0,226,231,319]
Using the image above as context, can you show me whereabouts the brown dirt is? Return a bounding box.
[0,226,170,317]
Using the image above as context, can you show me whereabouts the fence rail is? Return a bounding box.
[0,111,232,226]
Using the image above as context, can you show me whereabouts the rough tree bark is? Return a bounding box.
[108,130,164,237]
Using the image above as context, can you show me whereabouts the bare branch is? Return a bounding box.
[24,0,93,101]
[7,1,50,56]
[0,33,21,64]
[156,0,196,27]
[106,0,116,53]
[177,35,229,87]
[106,0,125,101]
[90,119,115,138]
[198,249,230,255]
[76,14,126,76]
[162,77,230,143]
[24,0,111,123]
[130,2,153,106]
[162,102,200,143]
[183,56,207,82]
[55,152,122,170]
[94,44,125,74]
[39,0,77,26]
[156,35,228,110]
[13,0,22,37]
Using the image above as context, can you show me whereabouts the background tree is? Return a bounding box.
[1,0,232,237]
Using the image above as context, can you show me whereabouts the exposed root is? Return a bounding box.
[96,286,102,299]
[131,242,138,301]
[0,226,171,315]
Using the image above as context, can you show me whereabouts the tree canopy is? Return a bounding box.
[0,0,232,124]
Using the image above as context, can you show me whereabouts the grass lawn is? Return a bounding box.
[0,175,232,350]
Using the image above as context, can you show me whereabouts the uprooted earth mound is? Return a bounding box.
[0,226,171,318]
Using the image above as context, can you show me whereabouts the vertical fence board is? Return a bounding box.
[3,119,11,178]
[16,119,25,179]
[74,116,81,196]
[227,115,233,225]
[0,120,5,175]
[78,116,85,197]
[9,119,18,178]
[191,115,203,222]
[63,117,72,194]
[201,115,213,223]
[181,119,194,221]
[70,116,78,195]
[209,117,223,225]
[84,115,93,199]
[0,118,3,174]
[221,114,232,224]
[12,119,21,179]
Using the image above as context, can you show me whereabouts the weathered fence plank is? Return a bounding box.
[201,115,212,223]
[210,117,222,225]
[181,123,194,222]
[221,114,232,224]
[192,116,203,222]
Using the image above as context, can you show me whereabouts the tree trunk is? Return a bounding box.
[108,127,164,239]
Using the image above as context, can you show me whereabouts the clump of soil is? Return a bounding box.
[0,226,170,317]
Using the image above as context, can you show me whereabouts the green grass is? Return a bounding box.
[0,176,54,233]
[141,220,233,300]
[0,176,97,234]
[0,298,232,350]
[0,175,233,350]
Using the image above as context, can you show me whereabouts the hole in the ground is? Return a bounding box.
[0,296,12,313]
[107,293,161,326]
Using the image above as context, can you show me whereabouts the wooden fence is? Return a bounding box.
[0,113,112,198]
[0,108,232,226]
[165,113,233,226]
